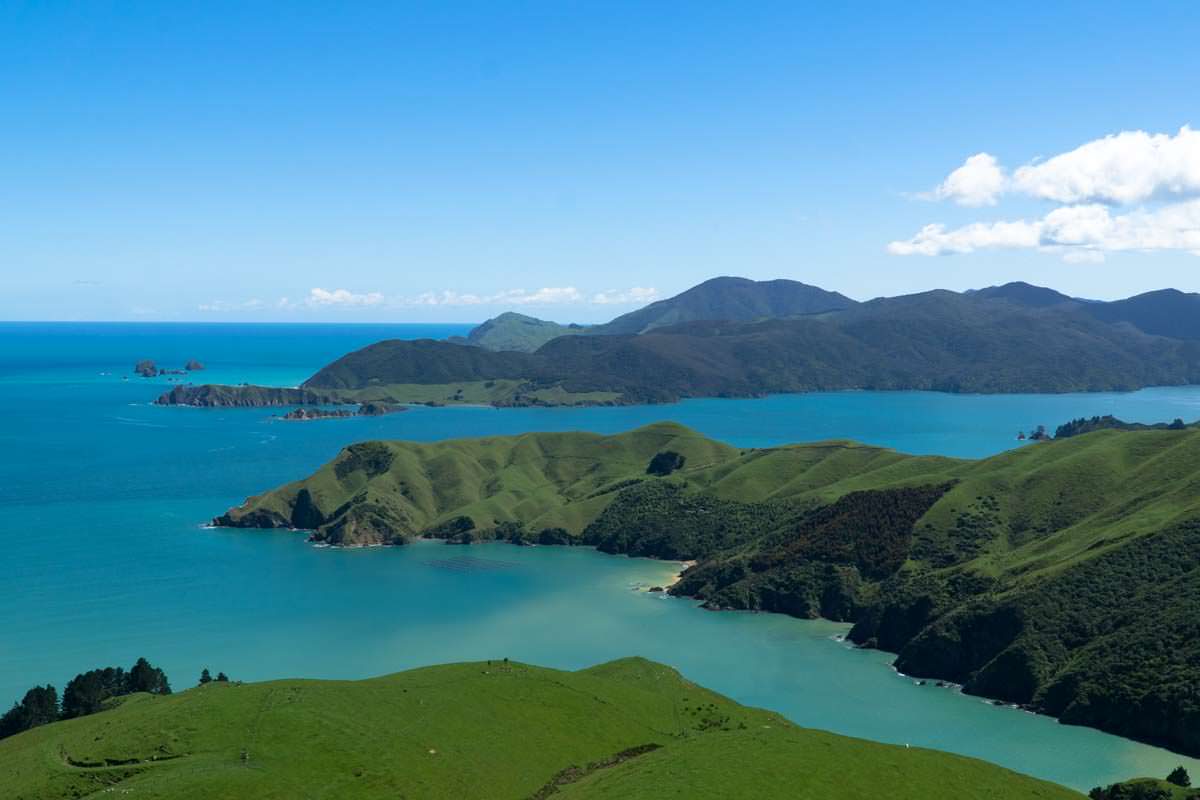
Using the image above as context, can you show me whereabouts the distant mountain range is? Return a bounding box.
[456,278,1200,354]
[157,277,1200,408]
[452,277,856,352]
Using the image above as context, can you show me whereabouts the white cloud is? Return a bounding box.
[591,287,659,304]
[888,199,1200,260]
[494,287,584,305]
[198,298,265,312]
[1013,127,1200,205]
[398,286,654,307]
[897,126,1200,260]
[888,219,1040,256]
[400,288,582,306]
[919,127,1200,209]
[928,153,1007,207]
[305,287,384,307]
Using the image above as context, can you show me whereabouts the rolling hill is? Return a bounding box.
[215,422,1200,757]
[589,276,858,334]
[0,657,1082,800]
[452,311,586,352]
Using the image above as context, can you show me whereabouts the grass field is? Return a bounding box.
[0,658,1082,800]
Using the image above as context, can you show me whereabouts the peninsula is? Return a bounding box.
[155,278,1200,410]
[214,421,1200,757]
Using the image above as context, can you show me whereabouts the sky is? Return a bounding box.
[2,1,1199,322]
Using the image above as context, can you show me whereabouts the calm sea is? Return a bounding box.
[2,322,1199,791]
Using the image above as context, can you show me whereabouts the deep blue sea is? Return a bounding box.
[3,322,1199,791]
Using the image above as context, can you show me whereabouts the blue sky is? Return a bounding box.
[2,1,1198,322]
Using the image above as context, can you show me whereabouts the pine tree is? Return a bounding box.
[199,668,212,685]
[216,672,229,682]
[1167,766,1191,787]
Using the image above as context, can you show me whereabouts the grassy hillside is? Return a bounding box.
[458,311,585,352]
[217,423,1200,756]
[0,657,1081,800]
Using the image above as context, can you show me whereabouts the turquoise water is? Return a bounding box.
[3,322,1200,791]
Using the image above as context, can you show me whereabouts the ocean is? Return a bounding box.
[2,321,1199,791]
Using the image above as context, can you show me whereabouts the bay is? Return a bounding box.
[2,322,1199,792]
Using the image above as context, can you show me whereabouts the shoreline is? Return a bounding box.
[664,560,696,587]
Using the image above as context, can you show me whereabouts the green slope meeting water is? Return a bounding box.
[3,322,1200,792]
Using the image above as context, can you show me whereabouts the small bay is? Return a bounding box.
[2,322,1199,792]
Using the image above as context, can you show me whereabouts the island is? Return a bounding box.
[213,421,1200,758]
[153,278,1200,409]
[277,402,404,421]
[134,359,208,378]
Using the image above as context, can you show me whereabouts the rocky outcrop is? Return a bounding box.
[280,408,354,420]
[134,360,159,377]
[357,401,402,416]
[184,359,205,371]
[155,384,336,407]
[276,403,406,421]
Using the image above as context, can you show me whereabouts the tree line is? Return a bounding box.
[1,658,233,741]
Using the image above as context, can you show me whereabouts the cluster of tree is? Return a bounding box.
[198,668,230,685]
[851,518,1200,755]
[1022,425,1050,441]
[1054,415,1193,439]
[0,658,170,741]
[645,450,686,476]
[581,481,796,562]
[672,485,951,620]
[1088,767,1195,799]
[422,517,573,546]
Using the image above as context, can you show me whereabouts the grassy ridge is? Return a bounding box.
[216,423,1200,755]
[0,657,1081,800]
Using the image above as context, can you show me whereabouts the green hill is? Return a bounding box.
[457,311,586,352]
[216,423,1200,756]
[0,657,1081,800]
[589,276,857,335]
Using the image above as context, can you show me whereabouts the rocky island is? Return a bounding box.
[277,402,404,421]
[134,359,207,378]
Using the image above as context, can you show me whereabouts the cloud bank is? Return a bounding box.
[199,286,658,314]
[895,126,1200,262]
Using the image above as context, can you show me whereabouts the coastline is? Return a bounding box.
[665,560,696,587]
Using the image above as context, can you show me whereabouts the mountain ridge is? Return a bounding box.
[156,276,1200,408]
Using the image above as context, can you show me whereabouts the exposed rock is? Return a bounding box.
[357,401,403,416]
[184,359,205,371]
[280,408,354,421]
[134,359,159,378]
